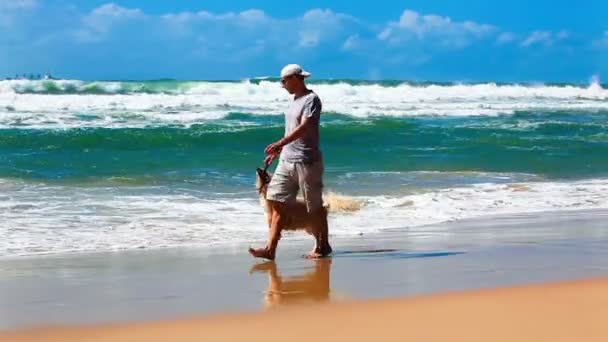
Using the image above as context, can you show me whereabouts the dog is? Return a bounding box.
[252,166,331,259]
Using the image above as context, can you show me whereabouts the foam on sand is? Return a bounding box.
[2,177,608,257]
[323,191,363,213]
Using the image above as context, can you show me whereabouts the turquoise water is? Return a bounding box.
[1,79,608,256]
[2,112,608,183]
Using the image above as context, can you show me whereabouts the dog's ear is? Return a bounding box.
[256,168,265,183]
[256,168,271,192]
[257,168,270,182]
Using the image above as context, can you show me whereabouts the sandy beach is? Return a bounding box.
[1,208,608,341]
[2,276,607,341]
[0,211,608,331]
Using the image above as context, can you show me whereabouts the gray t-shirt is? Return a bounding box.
[280,91,322,163]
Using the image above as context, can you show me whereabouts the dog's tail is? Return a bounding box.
[323,191,363,213]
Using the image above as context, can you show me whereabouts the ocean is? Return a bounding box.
[1,78,608,257]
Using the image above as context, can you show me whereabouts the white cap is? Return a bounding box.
[280,64,311,79]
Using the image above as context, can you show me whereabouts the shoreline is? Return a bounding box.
[2,207,607,260]
[3,276,607,341]
[1,208,607,331]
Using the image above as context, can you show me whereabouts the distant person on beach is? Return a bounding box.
[249,64,331,260]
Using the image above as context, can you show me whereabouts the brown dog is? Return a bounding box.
[249,167,332,260]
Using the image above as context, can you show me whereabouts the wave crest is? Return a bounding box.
[1,79,608,129]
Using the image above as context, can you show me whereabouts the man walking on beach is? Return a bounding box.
[249,64,331,260]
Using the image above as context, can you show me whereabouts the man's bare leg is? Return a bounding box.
[249,201,284,260]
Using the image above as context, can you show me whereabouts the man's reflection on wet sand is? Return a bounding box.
[250,259,331,309]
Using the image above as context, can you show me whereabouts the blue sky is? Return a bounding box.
[1,0,607,82]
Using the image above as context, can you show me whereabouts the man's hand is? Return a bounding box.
[264,153,278,166]
[264,141,283,156]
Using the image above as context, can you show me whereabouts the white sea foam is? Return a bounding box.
[347,179,608,231]
[1,178,608,257]
[1,80,608,129]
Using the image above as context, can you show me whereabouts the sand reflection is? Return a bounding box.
[250,259,332,309]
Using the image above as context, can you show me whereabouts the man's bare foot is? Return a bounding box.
[305,244,332,259]
[248,247,276,260]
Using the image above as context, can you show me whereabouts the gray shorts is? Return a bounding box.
[266,158,324,212]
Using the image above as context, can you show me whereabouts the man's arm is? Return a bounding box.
[265,115,316,156]
[265,95,321,157]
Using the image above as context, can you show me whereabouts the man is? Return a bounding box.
[248,64,331,260]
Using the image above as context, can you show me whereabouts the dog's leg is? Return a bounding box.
[249,201,286,260]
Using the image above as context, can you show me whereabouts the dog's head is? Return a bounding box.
[256,167,272,195]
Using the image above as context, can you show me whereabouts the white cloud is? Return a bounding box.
[302,8,344,22]
[299,30,321,48]
[0,0,38,28]
[162,9,267,24]
[342,34,360,50]
[0,0,37,9]
[520,30,569,47]
[161,10,273,39]
[83,3,143,33]
[2,3,595,79]
[496,32,516,45]
[556,30,570,40]
[377,28,392,41]
[91,3,141,17]
[74,3,144,42]
[378,10,495,48]
[521,31,551,47]
[160,9,278,55]
[296,9,356,48]
[238,9,267,22]
[160,8,354,50]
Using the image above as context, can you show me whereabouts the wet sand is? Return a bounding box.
[1,209,607,335]
[3,277,607,341]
